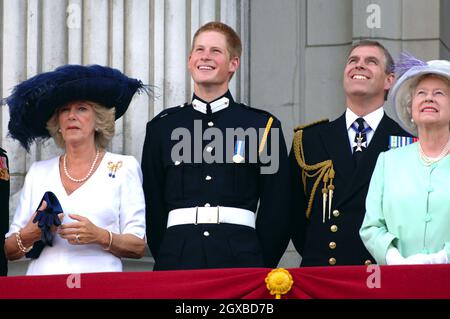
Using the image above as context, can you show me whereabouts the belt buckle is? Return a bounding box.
[195,206,220,224]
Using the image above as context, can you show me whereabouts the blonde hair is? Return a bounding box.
[46,101,115,149]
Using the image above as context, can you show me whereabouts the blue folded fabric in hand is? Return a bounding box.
[26,191,64,259]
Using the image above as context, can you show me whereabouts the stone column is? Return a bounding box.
[124,0,150,157]
[2,0,27,215]
[440,0,450,59]
[40,0,68,160]
[165,0,187,108]
[110,0,125,154]
[304,0,352,123]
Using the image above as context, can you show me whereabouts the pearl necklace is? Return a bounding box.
[418,138,450,166]
[63,150,100,183]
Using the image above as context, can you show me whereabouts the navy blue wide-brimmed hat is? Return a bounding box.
[2,64,147,150]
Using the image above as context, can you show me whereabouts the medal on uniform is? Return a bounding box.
[388,136,418,149]
[0,156,9,181]
[352,132,367,152]
[233,140,245,163]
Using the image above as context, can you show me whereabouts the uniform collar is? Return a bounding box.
[345,106,384,132]
[191,91,233,114]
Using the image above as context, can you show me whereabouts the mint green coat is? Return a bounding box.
[360,143,450,264]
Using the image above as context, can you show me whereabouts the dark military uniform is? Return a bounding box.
[142,91,291,270]
[0,147,10,276]
[290,113,411,266]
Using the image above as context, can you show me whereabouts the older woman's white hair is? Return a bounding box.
[389,53,450,136]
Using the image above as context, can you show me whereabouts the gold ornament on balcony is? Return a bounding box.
[265,268,293,299]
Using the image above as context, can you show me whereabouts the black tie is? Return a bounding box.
[206,103,212,116]
[352,118,368,166]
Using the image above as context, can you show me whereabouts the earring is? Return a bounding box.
[410,118,414,123]
[58,128,61,133]
[95,127,99,132]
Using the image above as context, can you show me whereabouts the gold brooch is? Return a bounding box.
[107,161,123,178]
[265,268,293,299]
[0,168,9,181]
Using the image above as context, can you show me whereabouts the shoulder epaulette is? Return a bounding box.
[153,103,187,121]
[294,119,329,132]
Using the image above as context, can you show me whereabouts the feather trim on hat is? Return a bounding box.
[1,64,149,151]
[394,52,427,78]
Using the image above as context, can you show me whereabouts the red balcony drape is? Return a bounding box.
[0,265,449,299]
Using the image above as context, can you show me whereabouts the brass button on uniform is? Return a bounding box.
[203,231,210,237]
[330,225,338,232]
[332,210,340,217]
[329,258,336,265]
[329,242,336,249]
[364,260,372,266]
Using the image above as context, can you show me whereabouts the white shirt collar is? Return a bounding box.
[192,97,230,114]
[345,106,384,131]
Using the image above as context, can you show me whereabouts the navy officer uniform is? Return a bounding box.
[0,147,10,276]
[290,112,411,266]
[142,90,292,270]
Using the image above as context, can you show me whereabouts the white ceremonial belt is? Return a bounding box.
[167,207,255,229]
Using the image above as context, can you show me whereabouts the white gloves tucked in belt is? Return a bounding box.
[386,246,448,265]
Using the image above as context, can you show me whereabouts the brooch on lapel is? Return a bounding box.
[107,161,123,178]
[0,156,9,181]
[389,136,418,149]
